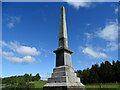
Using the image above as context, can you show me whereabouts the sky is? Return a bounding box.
[1,2,119,80]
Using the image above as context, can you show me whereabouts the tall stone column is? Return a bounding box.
[54,6,73,67]
[43,6,85,90]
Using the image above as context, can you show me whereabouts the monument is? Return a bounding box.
[43,6,85,90]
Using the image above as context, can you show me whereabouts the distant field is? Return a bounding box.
[2,80,48,88]
[0,84,2,88]
[29,80,47,88]
[85,83,120,88]
[2,81,120,89]
[31,81,120,89]
[27,81,120,88]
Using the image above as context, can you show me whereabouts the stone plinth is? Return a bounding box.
[44,66,85,90]
[44,86,85,90]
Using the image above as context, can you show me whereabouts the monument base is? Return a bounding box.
[43,87,85,90]
[44,66,85,90]
[47,66,82,83]
[44,83,85,90]
[43,83,85,90]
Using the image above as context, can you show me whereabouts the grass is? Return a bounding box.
[1,80,120,89]
[0,84,2,88]
[29,81,120,88]
[85,83,120,88]
[0,81,2,88]
[2,80,48,88]
[29,80,48,88]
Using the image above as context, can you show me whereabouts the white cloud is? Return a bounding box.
[2,51,14,57]
[16,46,40,56]
[106,42,118,51]
[63,0,92,9]
[22,56,35,64]
[82,20,118,59]
[40,72,51,80]
[98,42,118,52]
[84,32,93,39]
[1,41,40,56]
[41,76,50,81]
[6,56,22,63]
[82,46,109,59]
[0,40,8,47]
[1,40,40,64]
[115,7,118,14]
[7,23,14,29]
[11,16,21,22]
[86,23,91,26]
[97,21,118,41]
[6,56,35,64]
[115,6,119,14]
[7,16,21,29]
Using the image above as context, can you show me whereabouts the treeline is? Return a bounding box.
[76,60,120,84]
[0,77,2,84]
[2,73,41,88]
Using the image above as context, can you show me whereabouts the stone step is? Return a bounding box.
[48,76,67,83]
[53,66,74,73]
[68,77,80,83]
[48,76,80,83]
[51,71,77,78]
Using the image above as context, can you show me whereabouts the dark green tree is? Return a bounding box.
[115,60,120,82]
[89,64,99,83]
[32,73,41,81]
[24,73,30,82]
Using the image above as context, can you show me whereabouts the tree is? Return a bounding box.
[104,61,112,82]
[76,60,120,84]
[111,60,116,82]
[115,60,120,82]
[29,74,33,81]
[32,73,41,81]
[99,62,106,83]
[89,64,99,83]
[82,68,90,84]
[24,73,30,82]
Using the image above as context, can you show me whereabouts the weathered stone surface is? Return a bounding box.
[44,82,84,87]
[54,51,72,67]
[52,66,76,78]
[44,86,85,90]
[43,6,85,90]
[53,66,74,72]
[59,6,68,49]
[47,66,81,83]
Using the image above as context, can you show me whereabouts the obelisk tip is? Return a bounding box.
[61,6,65,10]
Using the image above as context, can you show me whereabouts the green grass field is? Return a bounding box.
[2,80,120,89]
[25,81,120,89]
[29,80,47,88]
[30,81,120,89]
[85,83,120,88]
[0,84,1,86]
[2,80,48,88]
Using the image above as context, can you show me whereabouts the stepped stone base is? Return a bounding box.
[44,86,85,90]
[44,82,84,87]
[44,83,85,90]
[43,66,85,90]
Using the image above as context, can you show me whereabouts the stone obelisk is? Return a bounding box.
[43,6,85,90]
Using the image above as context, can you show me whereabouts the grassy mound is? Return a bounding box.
[2,81,120,89]
[29,80,47,88]
[85,83,120,88]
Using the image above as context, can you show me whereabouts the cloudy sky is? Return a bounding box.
[1,2,119,80]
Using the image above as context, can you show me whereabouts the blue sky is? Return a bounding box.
[1,2,119,80]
